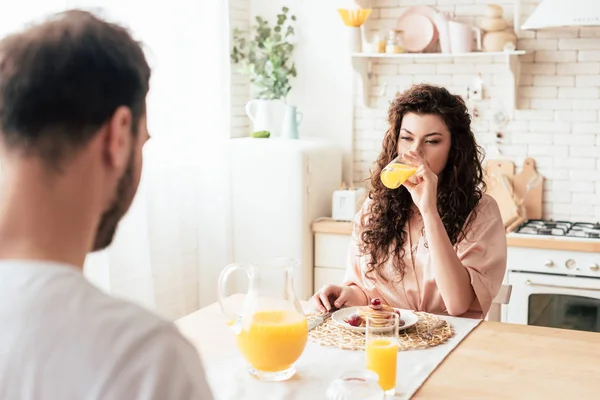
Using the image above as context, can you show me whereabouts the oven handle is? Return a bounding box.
[525,279,600,292]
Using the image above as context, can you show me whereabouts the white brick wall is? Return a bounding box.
[229,0,250,138]
[353,0,600,222]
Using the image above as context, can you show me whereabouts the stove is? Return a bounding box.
[505,219,600,333]
[513,219,600,239]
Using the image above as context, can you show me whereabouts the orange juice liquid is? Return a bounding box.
[236,310,308,372]
[366,338,398,391]
[380,163,417,189]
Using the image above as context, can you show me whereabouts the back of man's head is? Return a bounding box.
[0,9,151,168]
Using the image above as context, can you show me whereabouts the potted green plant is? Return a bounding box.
[231,7,297,137]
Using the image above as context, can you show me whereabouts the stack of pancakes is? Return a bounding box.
[357,304,397,328]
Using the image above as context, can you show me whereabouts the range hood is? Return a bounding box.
[522,0,600,30]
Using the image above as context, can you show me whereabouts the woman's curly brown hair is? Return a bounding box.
[360,83,486,283]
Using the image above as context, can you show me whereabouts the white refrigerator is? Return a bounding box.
[229,137,343,300]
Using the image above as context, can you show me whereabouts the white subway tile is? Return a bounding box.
[573,194,600,205]
[559,38,600,50]
[568,207,596,219]
[437,64,472,74]
[569,169,599,181]
[500,145,529,157]
[570,158,598,169]
[398,64,436,74]
[572,122,600,134]
[513,133,551,144]
[536,28,578,39]
[533,75,574,87]
[569,181,596,193]
[534,50,577,63]
[558,87,599,99]
[578,50,600,62]
[569,146,600,158]
[529,99,573,110]
[557,62,600,74]
[508,120,530,131]
[551,180,570,191]
[555,110,598,122]
[578,27,600,38]
[576,75,600,87]
[518,39,558,50]
[572,99,600,110]
[529,121,571,133]
[553,133,596,145]
[528,145,568,157]
[514,109,554,121]
[543,191,573,203]
[492,74,514,86]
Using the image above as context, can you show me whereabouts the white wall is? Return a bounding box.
[248,0,355,183]
[243,0,600,222]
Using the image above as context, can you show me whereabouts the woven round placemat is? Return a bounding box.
[306,312,454,351]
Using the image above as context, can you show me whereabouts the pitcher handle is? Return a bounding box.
[296,111,304,127]
[217,263,250,329]
[245,100,258,124]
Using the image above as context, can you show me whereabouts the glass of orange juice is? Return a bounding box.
[218,258,308,381]
[380,154,417,189]
[365,311,399,396]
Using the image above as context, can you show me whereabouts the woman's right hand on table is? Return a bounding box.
[310,284,353,313]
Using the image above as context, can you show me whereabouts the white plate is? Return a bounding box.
[331,306,419,333]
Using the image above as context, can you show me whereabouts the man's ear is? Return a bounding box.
[103,106,132,170]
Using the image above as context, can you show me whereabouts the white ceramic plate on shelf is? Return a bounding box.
[331,306,419,333]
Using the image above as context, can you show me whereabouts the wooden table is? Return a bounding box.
[176,296,600,399]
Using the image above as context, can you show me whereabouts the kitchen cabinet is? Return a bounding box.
[313,220,351,291]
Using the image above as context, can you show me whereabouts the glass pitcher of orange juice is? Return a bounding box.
[218,257,308,381]
[380,154,417,189]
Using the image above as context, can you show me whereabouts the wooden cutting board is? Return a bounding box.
[484,159,519,228]
[512,157,543,220]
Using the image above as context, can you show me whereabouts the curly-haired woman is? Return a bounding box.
[311,84,507,318]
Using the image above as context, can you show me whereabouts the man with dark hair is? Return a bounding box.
[0,10,213,399]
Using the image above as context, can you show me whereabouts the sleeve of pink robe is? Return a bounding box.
[456,195,508,317]
[341,198,382,305]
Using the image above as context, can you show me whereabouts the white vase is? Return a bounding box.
[347,26,363,53]
[245,99,286,137]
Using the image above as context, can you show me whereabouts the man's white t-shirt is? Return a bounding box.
[0,260,214,399]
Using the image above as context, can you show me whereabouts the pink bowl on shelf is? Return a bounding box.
[396,5,439,53]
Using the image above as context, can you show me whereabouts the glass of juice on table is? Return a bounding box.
[217,257,308,381]
[365,311,400,396]
[380,154,417,189]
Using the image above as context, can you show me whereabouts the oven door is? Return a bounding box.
[506,271,600,333]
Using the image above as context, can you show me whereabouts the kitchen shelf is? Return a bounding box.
[351,50,527,112]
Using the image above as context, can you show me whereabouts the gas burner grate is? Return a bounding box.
[514,220,600,239]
